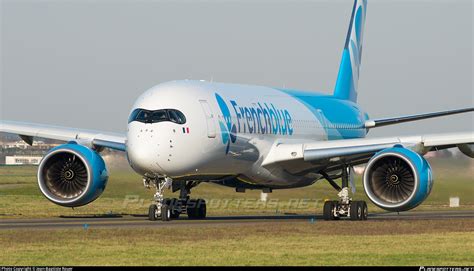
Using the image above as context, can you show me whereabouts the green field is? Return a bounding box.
[1,220,473,265]
[0,157,473,266]
[0,157,473,218]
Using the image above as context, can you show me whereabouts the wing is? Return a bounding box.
[262,132,474,174]
[364,107,473,128]
[0,120,126,151]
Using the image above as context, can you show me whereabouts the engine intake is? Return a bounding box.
[363,146,433,212]
[38,143,108,207]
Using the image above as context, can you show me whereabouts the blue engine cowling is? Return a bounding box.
[363,146,433,212]
[37,143,109,207]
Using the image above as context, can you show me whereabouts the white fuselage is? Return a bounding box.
[126,80,367,188]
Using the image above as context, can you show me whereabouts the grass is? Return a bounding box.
[0,157,473,218]
[0,156,473,266]
[1,219,473,266]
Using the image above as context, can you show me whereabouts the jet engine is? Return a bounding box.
[363,146,433,212]
[37,143,108,207]
[458,143,474,158]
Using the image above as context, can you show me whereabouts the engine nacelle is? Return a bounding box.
[38,143,109,207]
[458,143,474,158]
[363,146,433,212]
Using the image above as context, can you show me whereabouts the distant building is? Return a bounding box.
[5,156,42,165]
[2,140,59,150]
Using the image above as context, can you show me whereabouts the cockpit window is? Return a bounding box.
[136,110,152,123]
[128,108,186,124]
[168,110,186,124]
[128,109,140,123]
[151,110,168,122]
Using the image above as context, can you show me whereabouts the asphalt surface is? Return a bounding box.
[0,210,473,230]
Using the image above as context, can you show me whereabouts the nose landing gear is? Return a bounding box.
[145,177,207,221]
[148,203,172,221]
[321,167,368,221]
[146,176,172,221]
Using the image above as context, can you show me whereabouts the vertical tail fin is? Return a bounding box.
[333,0,368,103]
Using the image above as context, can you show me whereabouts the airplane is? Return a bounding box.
[1,0,473,222]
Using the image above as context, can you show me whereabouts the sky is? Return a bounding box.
[1,0,472,137]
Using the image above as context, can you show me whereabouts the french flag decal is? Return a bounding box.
[182,127,190,134]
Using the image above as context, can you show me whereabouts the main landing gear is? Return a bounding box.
[321,166,368,221]
[144,177,206,222]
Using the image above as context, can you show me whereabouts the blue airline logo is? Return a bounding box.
[215,93,294,154]
[215,94,237,154]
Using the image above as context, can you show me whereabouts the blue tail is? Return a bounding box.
[333,0,368,103]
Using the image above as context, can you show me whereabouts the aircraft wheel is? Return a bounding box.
[187,199,206,219]
[187,199,198,219]
[350,201,363,221]
[148,204,158,221]
[323,201,335,220]
[361,201,368,220]
[170,211,180,219]
[161,204,171,222]
[197,199,206,219]
[165,198,181,219]
[331,201,341,220]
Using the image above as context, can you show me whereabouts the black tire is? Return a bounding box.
[148,204,158,221]
[323,201,334,221]
[170,211,180,219]
[167,198,181,219]
[350,201,362,221]
[187,199,199,219]
[161,204,171,222]
[332,201,341,220]
[197,199,206,219]
[361,201,368,220]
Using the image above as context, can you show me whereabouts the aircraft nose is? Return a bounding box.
[126,125,165,175]
[127,142,155,175]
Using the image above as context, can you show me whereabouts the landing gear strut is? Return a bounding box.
[146,177,172,221]
[321,167,368,221]
[145,177,207,221]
